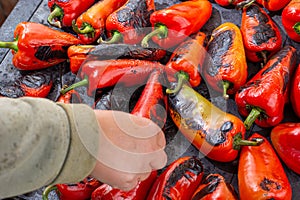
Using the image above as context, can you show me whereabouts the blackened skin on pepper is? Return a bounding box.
[192,175,222,199]
[20,72,52,89]
[35,45,69,61]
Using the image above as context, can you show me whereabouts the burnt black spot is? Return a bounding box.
[206,129,226,145]
[191,175,221,200]
[20,72,52,89]
[220,121,233,133]
[260,177,282,192]
[35,46,68,61]
[171,40,194,62]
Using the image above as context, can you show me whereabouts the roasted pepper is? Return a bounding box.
[165,32,206,90]
[68,43,166,74]
[47,0,96,28]
[147,156,204,200]
[203,22,247,99]
[72,0,127,44]
[56,89,81,103]
[235,45,297,130]
[191,174,238,200]
[43,176,102,200]
[271,123,300,175]
[291,64,300,117]
[238,133,292,200]
[0,22,81,70]
[167,73,262,162]
[240,3,282,64]
[141,0,212,49]
[91,171,157,200]
[255,0,291,11]
[214,0,244,7]
[282,0,300,43]
[99,0,155,44]
[61,59,164,96]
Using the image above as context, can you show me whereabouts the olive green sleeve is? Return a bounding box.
[0,97,99,199]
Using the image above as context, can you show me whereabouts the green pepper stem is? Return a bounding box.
[60,76,89,95]
[244,107,263,130]
[236,0,256,9]
[166,72,189,94]
[0,40,18,52]
[42,185,57,200]
[233,132,264,150]
[222,81,230,99]
[47,5,63,28]
[98,31,123,44]
[293,22,300,36]
[72,20,94,34]
[141,24,168,48]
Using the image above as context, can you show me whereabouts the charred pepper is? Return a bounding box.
[290,64,300,118]
[282,0,300,43]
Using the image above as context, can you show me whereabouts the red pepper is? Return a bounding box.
[235,45,297,130]
[99,0,155,44]
[56,89,81,103]
[203,22,248,99]
[0,22,81,71]
[271,123,300,175]
[238,133,292,200]
[167,73,262,162]
[291,64,300,117]
[240,3,282,64]
[19,72,53,98]
[147,156,204,200]
[47,0,96,28]
[72,0,127,44]
[165,31,206,90]
[214,0,244,7]
[91,171,157,200]
[191,174,238,200]
[141,0,212,49]
[67,45,95,74]
[255,0,291,11]
[42,176,102,200]
[282,0,300,43]
[60,59,164,96]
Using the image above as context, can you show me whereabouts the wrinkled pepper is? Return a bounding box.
[240,3,282,64]
[72,0,127,44]
[238,133,292,200]
[0,22,81,70]
[203,22,247,99]
[91,171,157,200]
[147,156,204,200]
[191,174,238,200]
[100,0,155,44]
[167,73,262,162]
[141,0,212,49]
[291,64,300,117]
[235,45,297,130]
[47,0,96,28]
[67,43,166,74]
[61,59,164,96]
[271,123,300,175]
[43,176,102,200]
[165,31,206,90]
[282,0,300,43]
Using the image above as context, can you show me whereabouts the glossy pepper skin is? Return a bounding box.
[240,3,282,64]
[282,0,300,43]
[256,0,291,11]
[203,22,247,99]
[141,0,212,49]
[167,74,262,162]
[238,133,292,200]
[67,45,95,74]
[147,156,204,200]
[72,0,127,44]
[91,171,157,200]
[47,0,96,28]
[100,0,155,44]
[56,89,81,103]
[214,0,244,7]
[291,64,300,117]
[235,45,297,130]
[271,123,300,175]
[191,174,238,200]
[43,176,102,200]
[0,22,81,71]
[61,59,164,96]
[165,32,206,89]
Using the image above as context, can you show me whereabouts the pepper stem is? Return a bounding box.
[222,81,230,99]
[47,5,63,28]
[60,76,89,95]
[236,0,256,9]
[233,132,264,150]
[72,20,94,34]
[293,22,300,36]
[0,40,18,52]
[166,72,189,94]
[42,185,57,200]
[141,24,168,48]
[98,31,123,44]
[260,51,267,65]
[244,107,264,130]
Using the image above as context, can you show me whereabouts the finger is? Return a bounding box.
[149,149,168,170]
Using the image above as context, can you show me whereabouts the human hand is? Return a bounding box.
[91,110,167,191]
